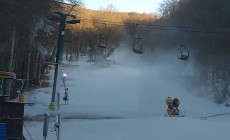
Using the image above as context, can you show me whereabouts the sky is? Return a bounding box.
[23,48,230,140]
[82,0,164,13]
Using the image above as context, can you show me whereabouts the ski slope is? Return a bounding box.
[24,51,230,140]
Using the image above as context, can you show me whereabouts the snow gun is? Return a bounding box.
[165,96,184,117]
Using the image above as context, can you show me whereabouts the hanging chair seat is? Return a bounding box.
[178,54,189,61]
[98,44,106,48]
[133,49,144,54]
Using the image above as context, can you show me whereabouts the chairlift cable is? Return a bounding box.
[79,19,230,35]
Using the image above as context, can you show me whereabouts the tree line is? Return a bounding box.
[0,0,229,103]
[0,0,156,99]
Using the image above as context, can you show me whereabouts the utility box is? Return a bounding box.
[0,123,7,140]
[0,102,25,140]
[0,71,27,139]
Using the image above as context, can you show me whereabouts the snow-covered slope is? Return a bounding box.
[23,55,230,140]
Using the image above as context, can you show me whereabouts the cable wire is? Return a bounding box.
[24,123,34,140]
[79,19,230,35]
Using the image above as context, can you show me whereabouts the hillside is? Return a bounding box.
[23,51,230,140]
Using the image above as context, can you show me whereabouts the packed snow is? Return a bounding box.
[23,49,230,140]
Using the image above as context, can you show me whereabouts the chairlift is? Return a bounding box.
[97,34,107,49]
[133,37,144,54]
[132,23,144,54]
[178,45,189,61]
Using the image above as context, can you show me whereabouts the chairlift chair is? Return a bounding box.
[97,34,107,49]
[133,37,144,54]
[178,45,189,61]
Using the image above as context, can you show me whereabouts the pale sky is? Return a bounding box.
[82,0,164,13]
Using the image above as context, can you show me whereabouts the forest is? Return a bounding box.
[0,0,230,103]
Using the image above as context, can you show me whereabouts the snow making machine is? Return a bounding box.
[165,96,184,117]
